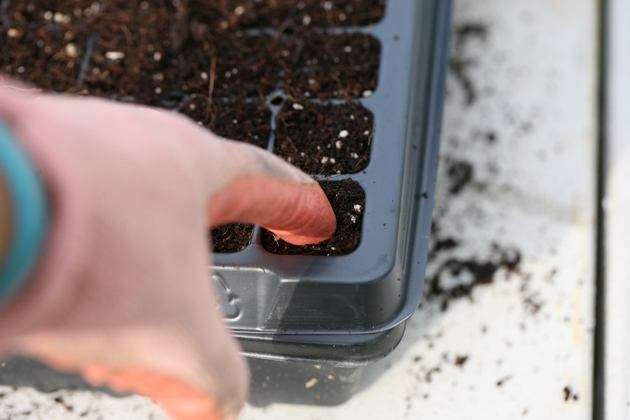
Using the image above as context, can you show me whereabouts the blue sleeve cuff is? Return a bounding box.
[0,121,48,304]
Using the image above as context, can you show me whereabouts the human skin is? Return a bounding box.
[0,80,336,420]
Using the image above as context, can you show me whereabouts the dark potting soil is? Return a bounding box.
[2,1,189,101]
[274,100,373,175]
[178,97,272,149]
[170,34,281,100]
[262,180,365,256]
[280,32,381,99]
[1,0,381,253]
[189,0,386,32]
[210,223,254,253]
[2,6,381,102]
[162,31,381,101]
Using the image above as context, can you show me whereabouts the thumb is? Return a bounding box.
[203,140,336,246]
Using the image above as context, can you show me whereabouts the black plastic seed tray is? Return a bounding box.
[213,0,451,365]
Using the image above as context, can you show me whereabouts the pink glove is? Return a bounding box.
[0,82,336,420]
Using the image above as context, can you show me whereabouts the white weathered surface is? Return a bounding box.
[0,0,597,419]
[605,0,630,418]
[0,387,164,420]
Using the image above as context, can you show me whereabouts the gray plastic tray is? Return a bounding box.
[212,0,450,337]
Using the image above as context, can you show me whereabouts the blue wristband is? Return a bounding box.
[0,121,48,303]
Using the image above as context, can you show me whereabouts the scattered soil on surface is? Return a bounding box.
[563,386,579,402]
[210,224,255,253]
[454,23,488,49]
[425,243,522,311]
[262,180,365,256]
[446,159,474,195]
[449,22,488,106]
[408,17,561,414]
[496,375,512,387]
[454,355,469,368]
[428,237,459,260]
[448,58,476,106]
[274,100,373,175]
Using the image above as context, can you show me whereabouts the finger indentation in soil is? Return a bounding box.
[262,180,365,256]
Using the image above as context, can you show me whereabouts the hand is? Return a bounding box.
[0,81,336,419]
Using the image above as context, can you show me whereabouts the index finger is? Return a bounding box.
[208,174,336,246]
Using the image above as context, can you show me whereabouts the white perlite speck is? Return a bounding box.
[7,28,20,38]
[350,152,359,159]
[320,157,329,164]
[362,89,373,97]
[292,103,304,111]
[353,204,362,213]
[64,43,78,58]
[53,12,71,24]
[84,2,101,16]
[305,378,318,389]
[105,51,125,60]
[335,140,343,149]
[338,130,349,138]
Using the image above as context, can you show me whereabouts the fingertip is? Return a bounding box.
[268,183,337,245]
[209,177,337,246]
